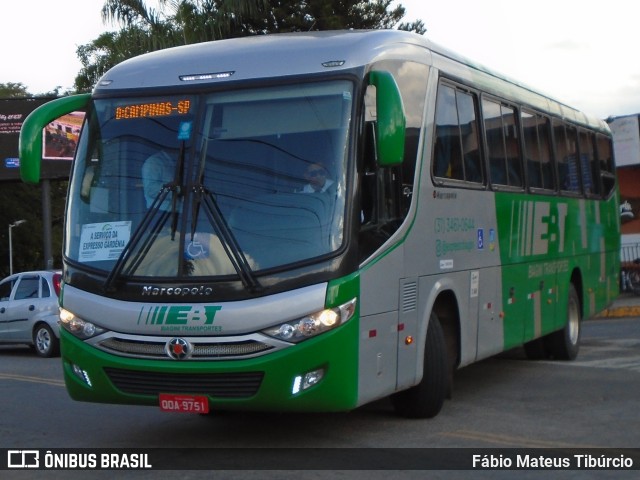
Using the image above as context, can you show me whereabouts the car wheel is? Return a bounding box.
[33,324,60,358]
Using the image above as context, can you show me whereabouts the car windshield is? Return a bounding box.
[65,81,353,280]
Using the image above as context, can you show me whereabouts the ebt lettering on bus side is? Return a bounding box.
[510,200,568,257]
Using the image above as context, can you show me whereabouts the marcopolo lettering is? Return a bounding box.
[142,285,213,296]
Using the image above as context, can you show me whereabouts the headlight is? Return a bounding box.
[59,308,106,340]
[262,298,356,343]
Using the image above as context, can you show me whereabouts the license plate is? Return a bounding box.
[159,393,209,413]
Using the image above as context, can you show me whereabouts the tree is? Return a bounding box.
[0,181,68,277]
[75,27,164,92]
[0,82,30,99]
[75,0,426,91]
[238,0,425,34]
[0,82,67,99]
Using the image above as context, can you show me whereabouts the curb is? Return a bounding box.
[595,306,640,318]
[592,293,640,319]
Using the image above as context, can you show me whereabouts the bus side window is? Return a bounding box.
[596,134,616,197]
[538,116,555,190]
[433,82,483,184]
[358,62,427,262]
[359,120,404,260]
[578,130,600,197]
[522,110,555,191]
[482,97,522,188]
[555,122,581,194]
[360,122,378,225]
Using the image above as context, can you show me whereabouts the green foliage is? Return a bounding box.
[75,27,172,93]
[74,0,426,91]
[1,82,68,99]
[0,181,68,277]
[0,82,30,98]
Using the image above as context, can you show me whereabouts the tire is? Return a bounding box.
[546,284,581,360]
[391,312,448,418]
[33,324,60,358]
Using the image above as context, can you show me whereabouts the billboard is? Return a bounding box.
[609,114,640,167]
[609,114,640,241]
[0,97,85,181]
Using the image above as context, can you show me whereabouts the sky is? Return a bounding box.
[1,0,639,120]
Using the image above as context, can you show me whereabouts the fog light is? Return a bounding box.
[71,363,92,387]
[292,368,325,395]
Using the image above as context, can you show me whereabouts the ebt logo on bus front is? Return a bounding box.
[137,305,222,327]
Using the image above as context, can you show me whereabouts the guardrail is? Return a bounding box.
[621,243,640,264]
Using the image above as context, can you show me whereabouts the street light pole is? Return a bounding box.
[9,219,26,275]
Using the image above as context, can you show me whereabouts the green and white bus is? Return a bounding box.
[20,30,620,418]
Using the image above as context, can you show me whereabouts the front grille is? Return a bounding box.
[97,337,273,360]
[104,368,264,398]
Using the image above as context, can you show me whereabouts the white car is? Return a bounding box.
[0,270,62,357]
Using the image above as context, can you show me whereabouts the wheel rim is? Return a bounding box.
[567,296,580,345]
[35,328,51,354]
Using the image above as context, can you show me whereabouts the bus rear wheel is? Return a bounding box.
[546,284,581,360]
[391,312,448,418]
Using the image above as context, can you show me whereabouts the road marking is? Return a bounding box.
[0,372,65,387]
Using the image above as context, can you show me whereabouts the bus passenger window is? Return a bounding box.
[555,122,581,194]
[522,110,554,191]
[434,85,463,180]
[433,83,482,184]
[482,98,522,188]
[596,134,616,197]
[578,130,599,196]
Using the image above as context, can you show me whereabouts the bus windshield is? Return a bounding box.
[66,80,353,279]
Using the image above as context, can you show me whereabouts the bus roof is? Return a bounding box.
[94,29,607,133]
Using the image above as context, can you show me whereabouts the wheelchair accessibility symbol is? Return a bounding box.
[185,234,209,259]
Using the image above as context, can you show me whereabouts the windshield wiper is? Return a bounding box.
[191,182,262,293]
[102,188,172,293]
[103,147,185,292]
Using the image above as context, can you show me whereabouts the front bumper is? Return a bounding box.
[60,317,359,412]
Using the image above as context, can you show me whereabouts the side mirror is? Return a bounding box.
[20,94,90,184]
[368,71,406,167]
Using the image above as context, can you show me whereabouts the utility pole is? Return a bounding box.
[9,219,26,275]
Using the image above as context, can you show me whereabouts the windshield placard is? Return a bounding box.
[79,221,131,262]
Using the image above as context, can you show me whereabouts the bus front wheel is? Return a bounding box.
[391,312,448,418]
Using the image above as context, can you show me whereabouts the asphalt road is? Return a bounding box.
[1,316,639,479]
